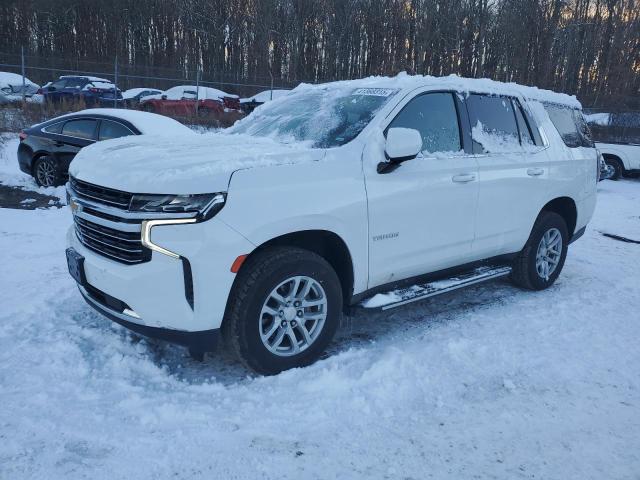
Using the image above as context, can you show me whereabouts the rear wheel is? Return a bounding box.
[223,247,342,375]
[33,156,62,187]
[511,211,568,291]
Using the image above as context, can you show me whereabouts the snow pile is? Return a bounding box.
[1,180,640,478]
[0,133,67,200]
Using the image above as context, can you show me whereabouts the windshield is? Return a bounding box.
[229,87,398,148]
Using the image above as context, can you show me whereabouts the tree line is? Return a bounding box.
[1,0,639,107]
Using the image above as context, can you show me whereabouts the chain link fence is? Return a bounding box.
[0,49,298,132]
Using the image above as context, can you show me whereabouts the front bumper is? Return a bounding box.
[78,283,220,351]
[67,214,255,334]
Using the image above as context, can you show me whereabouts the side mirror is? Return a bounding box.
[161,94,167,100]
[378,128,422,174]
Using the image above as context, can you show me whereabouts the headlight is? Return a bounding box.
[130,192,226,218]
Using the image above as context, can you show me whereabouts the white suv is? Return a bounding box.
[65,75,598,374]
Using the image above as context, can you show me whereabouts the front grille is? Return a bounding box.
[70,177,132,209]
[74,216,150,264]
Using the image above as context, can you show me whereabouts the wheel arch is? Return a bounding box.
[234,229,355,312]
[30,150,54,175]
[601,153,625,171]
[540,197,577,236]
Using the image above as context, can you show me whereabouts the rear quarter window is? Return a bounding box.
[544,104,592,148]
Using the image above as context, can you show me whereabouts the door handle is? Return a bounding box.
[527,167,544,176]
[452,173,476,183]
[54,141,64,147]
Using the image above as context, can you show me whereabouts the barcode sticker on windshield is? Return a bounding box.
[353,88,395,97]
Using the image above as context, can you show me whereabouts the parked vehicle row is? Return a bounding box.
[62,75,598,374]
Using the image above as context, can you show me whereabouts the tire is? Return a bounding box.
[511,211,569,291]
[33,156,62,187]
[223,246,342,375]
[604,156,624,181]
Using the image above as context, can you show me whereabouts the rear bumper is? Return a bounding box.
[78,283,220,351]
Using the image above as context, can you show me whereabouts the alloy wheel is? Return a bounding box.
[536,227,562,281]
[36,159,56,187]
[259,275,328,357]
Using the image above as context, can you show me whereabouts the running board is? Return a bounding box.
[360,266,512,311]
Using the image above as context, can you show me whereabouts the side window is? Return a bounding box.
[62,119,97,140]
[64,78,85,89]
[543,104,582,148]
[467,94,520,153]
[182,90,197,100]
[99,120,134,140]
[43,122,64,134]
[50,80,67,90]
[388,92,461,154]
[513,100,535,146]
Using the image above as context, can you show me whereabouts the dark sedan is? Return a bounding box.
[18,109,194,187]
[17,110,141,186]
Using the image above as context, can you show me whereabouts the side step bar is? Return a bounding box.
[360,266,512,311]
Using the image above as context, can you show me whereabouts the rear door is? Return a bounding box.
[57,118,98,168]
[467,94,550,259]
[364,90,479,287]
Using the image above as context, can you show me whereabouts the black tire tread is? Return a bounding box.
[223,246,340,374]
[511,211,567,291]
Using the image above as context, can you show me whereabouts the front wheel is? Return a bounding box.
[511,211,569,290]
[604,157,624,180]
[223,247,342,375]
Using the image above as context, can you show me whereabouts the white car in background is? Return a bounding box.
[66,75,598,374]
[240,89,291,113]
[122,88,163,107]
[586,112,640,179]
[0,71,41,104]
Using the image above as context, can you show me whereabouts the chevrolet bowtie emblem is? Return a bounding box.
[70,199,81,214]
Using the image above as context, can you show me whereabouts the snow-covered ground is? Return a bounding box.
[1,139,639,477]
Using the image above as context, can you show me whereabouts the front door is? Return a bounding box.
[364,91,479,288]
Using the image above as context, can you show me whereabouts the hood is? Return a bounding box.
[69,133,324,194]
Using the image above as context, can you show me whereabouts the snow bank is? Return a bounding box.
[0,133,67,200]
[1,181,640,478]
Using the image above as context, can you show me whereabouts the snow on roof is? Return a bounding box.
[122,88,162,99]
[170,85,239,100]
[86,81,118,90]
[46,109,195,135]
[60,75,111,83]
[0,71,38,88]
[290,73,582,109]
[585,113,611,126]
[241,89,291,103]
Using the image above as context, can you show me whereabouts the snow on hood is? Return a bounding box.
[69,133,324,194]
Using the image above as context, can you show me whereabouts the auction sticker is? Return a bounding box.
[353,88,396,96]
